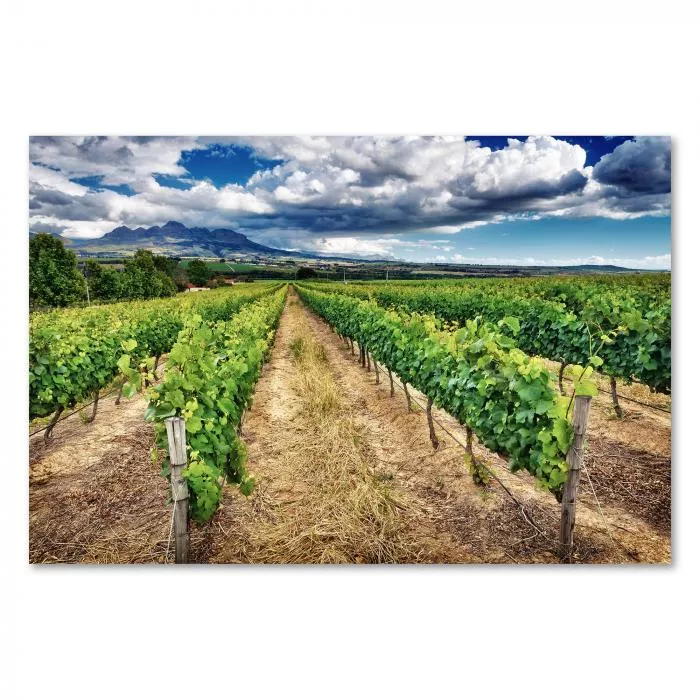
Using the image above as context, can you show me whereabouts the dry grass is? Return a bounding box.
[242,329,423,563]
[29,394,172,564]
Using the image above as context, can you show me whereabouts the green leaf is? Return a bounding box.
[574,379,599,397]
[499,316,520,334]
[117,354,131,373]
[121,338,138,352]
[552,418,572,452]
[239,477,256,496]
[516,381,543,403]
[186,415,203,433]
[216,397,237,416]
[155,404,176,419]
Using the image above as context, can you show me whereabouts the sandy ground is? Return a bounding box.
[29,292,671,564]
[28,390,172,563]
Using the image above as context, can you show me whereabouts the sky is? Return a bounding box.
[28,135,671,269]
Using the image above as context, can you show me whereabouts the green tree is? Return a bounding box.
[124,250,177,299]
[153,254,178,279]
[85,259,124,301]
[187,259,211,287]
[29,233,86,308]
[296,266,317,279]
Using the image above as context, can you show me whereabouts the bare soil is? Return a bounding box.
[29,389,171,563]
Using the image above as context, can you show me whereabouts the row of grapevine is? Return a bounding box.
[29,283,281,420]
[305,277,671,393]
[296,284,580,496]
[146,287,287,521]
[353,273,671,316]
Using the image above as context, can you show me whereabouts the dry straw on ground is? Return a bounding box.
[244,331,424,563]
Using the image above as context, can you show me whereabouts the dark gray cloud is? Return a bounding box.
[593,136,671,194]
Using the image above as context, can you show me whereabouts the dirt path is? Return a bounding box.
[199,295,478,563]
[29,387,170,563]
[199,293,670,564]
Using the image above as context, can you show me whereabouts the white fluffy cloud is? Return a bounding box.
[28,135,671,240]
[29,136,203,187]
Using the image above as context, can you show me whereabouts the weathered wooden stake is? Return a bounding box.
[350,339,355,356]
[426,398,439,449]
[388,369,395,396]
[165,417,189,564]
[403,382,411,411]
[87,390,99,423]
[610,376,623,418]
[366,350,372,373]
[558,361,568,395]
[373,356,380,384]
[559,395,592,562]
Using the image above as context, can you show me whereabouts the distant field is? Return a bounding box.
[176,261,295,274]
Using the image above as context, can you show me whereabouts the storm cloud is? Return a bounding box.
[28,135,671,247]
[593,136,671,195]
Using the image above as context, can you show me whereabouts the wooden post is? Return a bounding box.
[373,356,380,385]
[366,350,372,373]
[388,369,394,396]
[350,339,355,356]
[426,398,439,449]
[610,376,623,418]
[559,395,592,562]
[165,417,189,564]
[403,382,411,411]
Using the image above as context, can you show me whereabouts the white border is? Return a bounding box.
[2,3,698,699]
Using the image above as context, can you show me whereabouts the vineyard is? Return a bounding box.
[28,275,671,564]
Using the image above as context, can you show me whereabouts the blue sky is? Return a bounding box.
[336,216,671,269]
[28,135,671,268]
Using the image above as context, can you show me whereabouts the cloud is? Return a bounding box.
[29,136,204,188]
[448,252,671,270]
[592,136,671,194]
[28,135,671,243]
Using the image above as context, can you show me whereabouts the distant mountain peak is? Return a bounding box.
[67,221,293,258]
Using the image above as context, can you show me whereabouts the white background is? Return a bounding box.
[1,2,697,698]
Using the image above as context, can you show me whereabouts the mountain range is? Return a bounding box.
[56,221,296,258]
[29,223,653,273]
